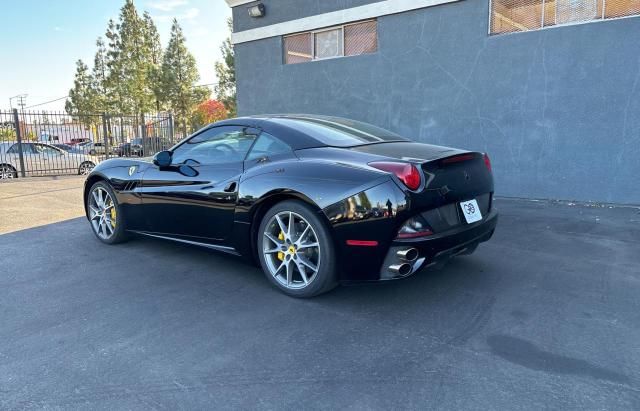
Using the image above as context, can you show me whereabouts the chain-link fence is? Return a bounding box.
[0,109,179,180]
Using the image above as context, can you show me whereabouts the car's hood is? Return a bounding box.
[91,156,154,174]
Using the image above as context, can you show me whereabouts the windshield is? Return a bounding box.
[271,116,408,147]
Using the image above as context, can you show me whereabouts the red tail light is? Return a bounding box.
[483,153,492,173]
[440,153,475,165]
[369,161,421,190]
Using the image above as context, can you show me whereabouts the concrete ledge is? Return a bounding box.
[231,0,461,44]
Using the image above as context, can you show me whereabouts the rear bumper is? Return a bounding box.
[378,208,498,280]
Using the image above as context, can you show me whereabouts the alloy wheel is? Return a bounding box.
[263,211,321,290]
[79,162,94,175]
[0,166,16,179]
[89,187,116,240]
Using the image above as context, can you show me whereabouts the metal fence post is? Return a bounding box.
[102,113,109,160]
[120,115,125,148]
[140,112,148,155]
[168,113,174,144]
[12,109,26,177]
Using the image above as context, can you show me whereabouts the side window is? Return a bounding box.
[7,143,33,154]
[172,126,258,165]
[35,144,62,156]
[246,133,292,161]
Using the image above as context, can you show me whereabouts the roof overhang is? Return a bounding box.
[225,0,257,7]
[230,0,461,44]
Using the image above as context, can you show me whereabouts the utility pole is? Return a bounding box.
[9,94,28,111]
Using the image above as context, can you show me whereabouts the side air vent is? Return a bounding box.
[123,181,138,191]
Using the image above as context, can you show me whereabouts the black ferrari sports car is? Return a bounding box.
[84,115,497,297]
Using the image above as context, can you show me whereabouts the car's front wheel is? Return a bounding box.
[78,161,95,175]
[0,164,17,179]
[87,181,127,244]
[258,200,337,298]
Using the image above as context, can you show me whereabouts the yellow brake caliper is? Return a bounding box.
[277,231,285,261]
[110,205,117,228]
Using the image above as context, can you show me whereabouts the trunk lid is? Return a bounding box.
[350,141,466,163]
[352,141,494,211]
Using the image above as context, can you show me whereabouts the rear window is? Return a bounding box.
[271,116,407,147]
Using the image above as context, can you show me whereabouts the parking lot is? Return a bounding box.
[1,193,639,409]
[0,176,86,234]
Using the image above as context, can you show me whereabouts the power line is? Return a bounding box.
[24,82,218,109]
[25,95,68,109]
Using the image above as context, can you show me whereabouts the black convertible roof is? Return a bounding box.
[209,114,408,150]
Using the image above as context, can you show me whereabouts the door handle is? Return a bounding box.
[224,182,237,192]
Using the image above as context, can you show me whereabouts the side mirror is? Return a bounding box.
[153,150,172,167]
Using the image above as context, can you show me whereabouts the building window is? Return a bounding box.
[315,28,344,59]
[284,20,377,64]
[490,0,640,35]
[283,33,312,64]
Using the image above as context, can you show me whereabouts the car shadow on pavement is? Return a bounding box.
[2,214,639,409]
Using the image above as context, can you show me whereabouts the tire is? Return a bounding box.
[0,164,18,179]
[257,200,337,298]
[78,161,95,176]
[86,181,128,244]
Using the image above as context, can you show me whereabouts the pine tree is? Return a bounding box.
[143,11,164,112]
[161,19,209,135]
[214,18,236,117]
[92,37,109,113]
[105,18,125,114]
[66,0,208,123]
[65,60,97,125]
[118,0,155,114]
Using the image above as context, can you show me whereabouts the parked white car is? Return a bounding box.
[0,142,96,179]
[80,141,113,156]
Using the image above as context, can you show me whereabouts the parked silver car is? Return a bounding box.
[0,142,96,179]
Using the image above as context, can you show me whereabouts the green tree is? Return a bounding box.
[65,60,97,125]
[214,18,236,117]
[105,18,125,113]
[92,37,109,113]
[0,128,16,140]
[161,19,209,135]
[143,11,164,112]
[116,0,156,114]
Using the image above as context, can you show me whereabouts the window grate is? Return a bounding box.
[283,33,313,64]
[284,20,377,64]
[345,20,378,57]
[490,0,640,35]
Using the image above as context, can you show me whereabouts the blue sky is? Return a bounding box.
[0,0,231,111]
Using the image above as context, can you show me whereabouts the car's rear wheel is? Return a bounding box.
[78,161,95,175]
[87,181,127,244]
[258,200,337,298]
[0,164,17,179]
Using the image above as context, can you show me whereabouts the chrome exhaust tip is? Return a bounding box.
[396,248,419,262]
[389,263,412,277]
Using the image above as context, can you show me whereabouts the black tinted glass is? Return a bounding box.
[246,133,291,161]
[8,143,33,154]
[173,126,258,164]
[272,116,407,147]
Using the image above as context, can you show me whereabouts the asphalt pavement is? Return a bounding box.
[0,176,85,234]
[1,198,639,410]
